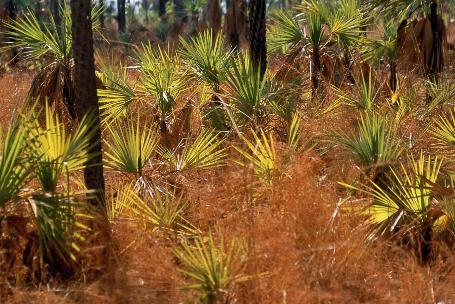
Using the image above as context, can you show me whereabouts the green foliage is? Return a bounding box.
[342,153,444,238]
[1,3,104,62]
[334,112,404,168]
[173,231,250,304]
[235,129,278,184]
[0,122,30,208]
[97,63,137,124]
[109,182,197,236]
[25,102,98,193]
[430,109,455,158]
[179,30,232,88]
[335,68,379,111]
[137,44,187,125]
[268,10,304,53]
[104,117,158,176]
[225,53,269,126]
[158,129,226,172]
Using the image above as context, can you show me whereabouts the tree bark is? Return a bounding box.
[117,0,126,32]
[311,45,320,95]
[6,0,18,64]
[429,0,443,83]
[159,0,168,17]
[70,0,106,207]
[225,0,247,50]
[248,0,267,80]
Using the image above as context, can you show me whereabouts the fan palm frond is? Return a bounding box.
[104,117,158,176]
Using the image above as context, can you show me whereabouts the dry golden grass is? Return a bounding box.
[1,51,455,304]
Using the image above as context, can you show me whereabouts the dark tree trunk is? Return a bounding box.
[117,0,126,32]
[311,45,320,94]
[142,0,149,24]
[225,0,247,50]
[203,0,221,32]
[70,0,106,206]
[159,0,168,17]
[6,0,18,64]
[389,61,397,92]
[429,0,443,83]
[173,0,185,20]
[248,0,267,80]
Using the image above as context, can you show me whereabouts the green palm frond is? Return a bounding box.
[429,109,455,158]
[157,129,226,172]
[268,10,304,53]
[225,53,268,125]
[104,117,158,176]
[288,113,302,150]
[334,68,378,111]
[110,182,198,236]
[173,231,250,303]
[0,122,31,208]
[25,102,98,192]
[179,29,232,87]
[235,129,278,184]
[137,44,187,121]
[1,3,104,62]
[29,191,93,271]
[362,21,397,64]
[342,153,443,237]
[97,61,139,124]
[333,112,404,168]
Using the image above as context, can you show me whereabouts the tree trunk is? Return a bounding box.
[311,45,320,95]
[389,60,397,93]
[159,0,168,17]
[429,0,443,83]
[225,0,247,50]
[248,0,267,80]
[70,0,106,206]
[118,0,126,32]
[173,0,185,20]
[6,0,18,64]
[203,0,221,32]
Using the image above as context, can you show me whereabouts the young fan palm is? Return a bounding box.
[343,154,451,263]
[333,112,404,182]
[1,3,104,121]
[268,0,367,92]
[371,0,445,82]
[179,30,232,130]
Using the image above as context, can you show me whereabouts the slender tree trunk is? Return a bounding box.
[248,0,267,80]
[70,0,106,206]
[142,0,149,24]
[225,0,247,50]
[429,0,443,83]
[203,0,221,32]
[389,60,397,92]
[174,0,185,20]
[159,0,168,17]
[311,45,320,95]
[6,0,18,64]
[118,0,126,32]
